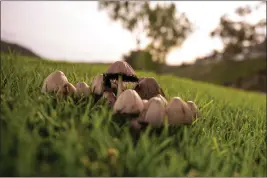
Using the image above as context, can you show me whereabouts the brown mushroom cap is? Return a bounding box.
[41,71,68,93]
[134,77,165,100]
[103,61,138,82]
[166,97,193,125]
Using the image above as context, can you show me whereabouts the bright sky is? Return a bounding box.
[1,1,265,65]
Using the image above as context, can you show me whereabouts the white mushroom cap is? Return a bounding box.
[144,97,166,128]
[142,99,149,110]
[166,97,193,125]
[56,82,77,97]
[41,71,68,93]
[156,94,168,106]
[91,74,104,95]
[187,101,199,119]
[75,82,90,97]
[113,89,144,114]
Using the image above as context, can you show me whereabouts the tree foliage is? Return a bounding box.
[98,2,193,63]
[210,2,266,59]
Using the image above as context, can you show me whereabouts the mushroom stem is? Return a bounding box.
[117,75,123,96]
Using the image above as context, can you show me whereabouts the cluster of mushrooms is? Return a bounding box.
[41,61,200,130]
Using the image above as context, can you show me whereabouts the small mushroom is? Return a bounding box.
[142,99,149,110]
[75,82,90,97]
[103,61,138,96]
[56,82,77,97]
[156,94,168,106]
[103,91,116,107]
[166,97,193,125]
[91,74,104,95]
[134,77,165,100]
[90,74,106,103]
[144,97,166,128]
[113,89,144,115]
[41,71,68,93]
[187,101,200,119]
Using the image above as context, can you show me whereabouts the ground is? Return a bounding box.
[0,53,266,176]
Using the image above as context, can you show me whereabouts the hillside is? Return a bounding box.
[0,40,41,58]
[161,58,266,93]
[0,53,266,176]
[1,40,265,92]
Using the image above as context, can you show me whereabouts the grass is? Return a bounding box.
[0,53,266,176]
[163,57,266,85]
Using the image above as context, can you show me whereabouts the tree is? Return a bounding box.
[210,3,266,59]
[98,1,148,49]
[98,2,193,63]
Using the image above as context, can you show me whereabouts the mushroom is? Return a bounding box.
[56,82,77,97]
[90,74,105,103]
[156,94,168,106]
[90,74,104,95]
[75,82,90,97]
[142,99,149,110]
[103,61,138,96]
[134,77,165,100]
[103,91,116,107]
[187,101,200,119]
[110,80,119,94]
[144,97,166,128]
[166,97,194,125]
[113,89,144,116]
[41,71,68,93]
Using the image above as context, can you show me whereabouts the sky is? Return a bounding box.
[1,1,265,65]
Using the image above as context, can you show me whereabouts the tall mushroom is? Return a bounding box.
[113,89,144,116]
[134,77,165,100]
[103,61,138,96]
[41,71,69,93]
[166,97,194,125]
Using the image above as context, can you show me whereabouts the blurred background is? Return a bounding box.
[1,1,266,93]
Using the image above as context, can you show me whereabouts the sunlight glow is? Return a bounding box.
[1,1,265,65]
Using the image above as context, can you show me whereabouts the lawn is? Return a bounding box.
[0,53,266,176]
[163,57,266,85]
